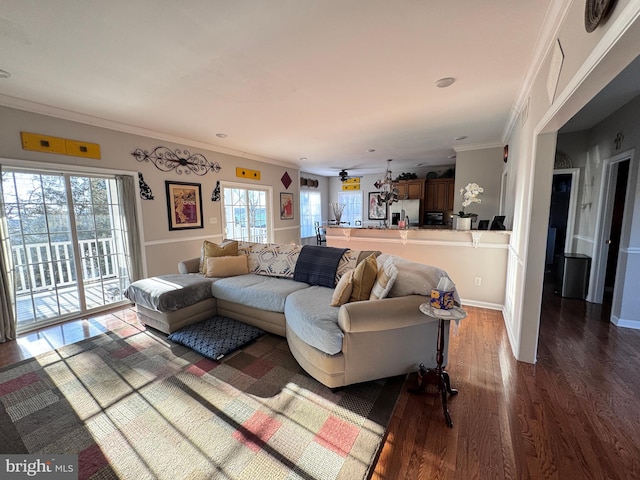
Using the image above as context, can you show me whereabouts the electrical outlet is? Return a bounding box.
[474,277,482,286]
[209,217,217,224]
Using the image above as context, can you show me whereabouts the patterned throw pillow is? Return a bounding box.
[335,249,359,284]
[369,257,399,300]
[349,254,378,302]
[199,239,238,274]
[245,242,302,278]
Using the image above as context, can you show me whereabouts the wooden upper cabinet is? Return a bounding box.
[396,179,425,199]
[425,178,455,211]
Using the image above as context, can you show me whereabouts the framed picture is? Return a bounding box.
[490,215,506,231]
[165,181,203,231]
[368,192,387,220]
[478,220,490,230]
[280,192,294,220]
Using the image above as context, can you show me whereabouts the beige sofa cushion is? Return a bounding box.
[330,270,354,306]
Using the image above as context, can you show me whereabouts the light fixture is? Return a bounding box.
[366,148,376,153]
[454,135,467,141]
[373,159,399,227]
[299,157,307,161]
[436,77,455,88]
[0,69,11,79]
[216,133,228,138]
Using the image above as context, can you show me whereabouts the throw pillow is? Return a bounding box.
[199,239,238,274]
[205,254,249,277]
[349,254,378,302]
[370,257,399,300]
[330,269,354,306]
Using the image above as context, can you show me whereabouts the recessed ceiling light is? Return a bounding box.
[299,157,307,161]
[454,136,467,141]
[436,77,455,88]
[415,163,425,167]
[0,69,11,79]
[216,133,228,138]
[366,148,376,153]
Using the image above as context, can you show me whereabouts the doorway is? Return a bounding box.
[603,159,629,302]
[588,154,632,307]
[546,168,580,289]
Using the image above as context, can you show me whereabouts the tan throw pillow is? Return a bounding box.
[199,239,238,274]
[330,270,354,306]
[205,255,249,278]
[349,254,378,302]
[370,257,399,300]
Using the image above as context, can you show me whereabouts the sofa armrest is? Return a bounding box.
[178,257,200,274]
[338,295,434,333]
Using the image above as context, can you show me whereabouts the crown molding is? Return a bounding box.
[453,142,503,153]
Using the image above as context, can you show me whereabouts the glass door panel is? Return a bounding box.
[1,169,132,332]
[1,171,81,329]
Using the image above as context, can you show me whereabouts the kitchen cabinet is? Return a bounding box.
[396,179,425,199]
[425,178,455,212]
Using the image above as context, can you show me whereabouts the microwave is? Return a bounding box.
[425,211,444,225]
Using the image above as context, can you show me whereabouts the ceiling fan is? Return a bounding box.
[332,167,363,182]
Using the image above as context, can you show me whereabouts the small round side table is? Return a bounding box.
[410,303,467,428]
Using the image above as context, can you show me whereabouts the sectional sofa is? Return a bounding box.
[125,240,460,388]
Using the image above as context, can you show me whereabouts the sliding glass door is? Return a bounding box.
[1,169,131,332]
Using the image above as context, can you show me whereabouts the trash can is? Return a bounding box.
[561,254,591,299]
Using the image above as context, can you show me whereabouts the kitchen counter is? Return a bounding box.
[326,227,510,309]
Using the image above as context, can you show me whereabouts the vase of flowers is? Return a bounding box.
[455,182,483,231]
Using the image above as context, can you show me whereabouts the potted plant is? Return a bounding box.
[455,183,483,230]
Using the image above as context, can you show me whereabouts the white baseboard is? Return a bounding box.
[459,299,504,311]
[611,315,640,329]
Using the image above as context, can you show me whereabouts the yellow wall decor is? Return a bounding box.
[341,183,360,191]
[65,139,101,159]
[21,131,101,159]
[236,167,261,180]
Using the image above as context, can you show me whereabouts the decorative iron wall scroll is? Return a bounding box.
[132,146,222,176]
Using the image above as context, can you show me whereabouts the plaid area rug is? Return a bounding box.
[0,327,403,480]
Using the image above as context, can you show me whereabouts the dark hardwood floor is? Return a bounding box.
[373,281,640,479]
[2,284,640,479]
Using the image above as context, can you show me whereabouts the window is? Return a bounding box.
[1,169,134,332]
[338,191,363,226]
[222,185,271,243]
[300,191,322,238]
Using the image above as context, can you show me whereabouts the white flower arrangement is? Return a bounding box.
[458,182,483,218]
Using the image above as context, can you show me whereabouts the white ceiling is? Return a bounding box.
[0,1,555,176]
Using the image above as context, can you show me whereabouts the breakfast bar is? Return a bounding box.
[326,227,511,308]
